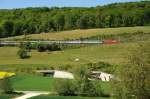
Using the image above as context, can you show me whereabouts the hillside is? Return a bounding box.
[2,26,150,40]
[0,26,149,98]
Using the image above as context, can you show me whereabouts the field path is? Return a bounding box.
[14,91,49,99]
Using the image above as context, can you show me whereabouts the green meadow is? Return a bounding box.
[0,42,138,68]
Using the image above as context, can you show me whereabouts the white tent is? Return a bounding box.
[54,70,74,79]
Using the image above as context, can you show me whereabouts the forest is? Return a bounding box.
[0,1,150,38]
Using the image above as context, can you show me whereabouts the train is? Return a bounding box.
[0,40,119,46]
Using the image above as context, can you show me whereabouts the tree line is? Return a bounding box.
[0,1,150,38]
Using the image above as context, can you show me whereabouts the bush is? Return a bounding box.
[54,79,77,96]
[37,43,61,52]
[74,66,105,97]
[47,43,61,51]
[0,76,13,94]
[37,43,47,52]
[17,48,29,59]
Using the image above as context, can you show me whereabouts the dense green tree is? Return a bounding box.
[76,15,88,29]
[0,27,4,37]
[53,14,65,31]
[1,21,14,36]
[13,21,24,36]
[64,14,76,30]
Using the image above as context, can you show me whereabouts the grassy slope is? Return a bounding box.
[0,42,138,67]
[0,26,149,93]
[2,26,150,40]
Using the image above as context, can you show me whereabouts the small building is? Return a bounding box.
[36,70,74,79]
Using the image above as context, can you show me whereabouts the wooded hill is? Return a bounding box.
[0,1,150,38]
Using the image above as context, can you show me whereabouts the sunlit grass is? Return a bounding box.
[2,26,150,40]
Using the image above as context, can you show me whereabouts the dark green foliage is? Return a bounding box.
[37,43,47,52]
[54,79,77,96]
[37,43,61,52]
[74,66,105,97]
[17,48,29,59]
[0,1,149,38]
[1,21,14,37]
[12,21,24,36]
[47,43,61,51]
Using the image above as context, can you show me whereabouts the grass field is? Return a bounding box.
[10,74,55,91]
[2,26,150,40]
[29,96,113,99]
[0,42,139,68]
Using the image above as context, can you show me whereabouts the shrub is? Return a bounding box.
[37,43,47,52]
[47,43,61,51]
[54,79,77,96]
[37,43,61,52]
[17,48,29,59]
[74,66,105,97]
[0,76,13,94]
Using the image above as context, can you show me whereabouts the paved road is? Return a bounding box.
[14,91,49,99]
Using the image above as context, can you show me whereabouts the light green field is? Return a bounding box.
[2,26,150,40]
[0,42,138,67]
[10,74,55,91]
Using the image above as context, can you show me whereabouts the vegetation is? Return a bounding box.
[2,26,150,40]
[54,66,107,97]
[0,76,13,94]
[0,42,139,70]
[0,1,149,99]
[29,96,112,99]
[37,43,61,52]
[0,1,149,38]
[54,79,77,96]
[111,43,150,99]
[17,48,29,59]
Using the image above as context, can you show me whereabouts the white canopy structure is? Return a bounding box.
[54,70,74,79]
